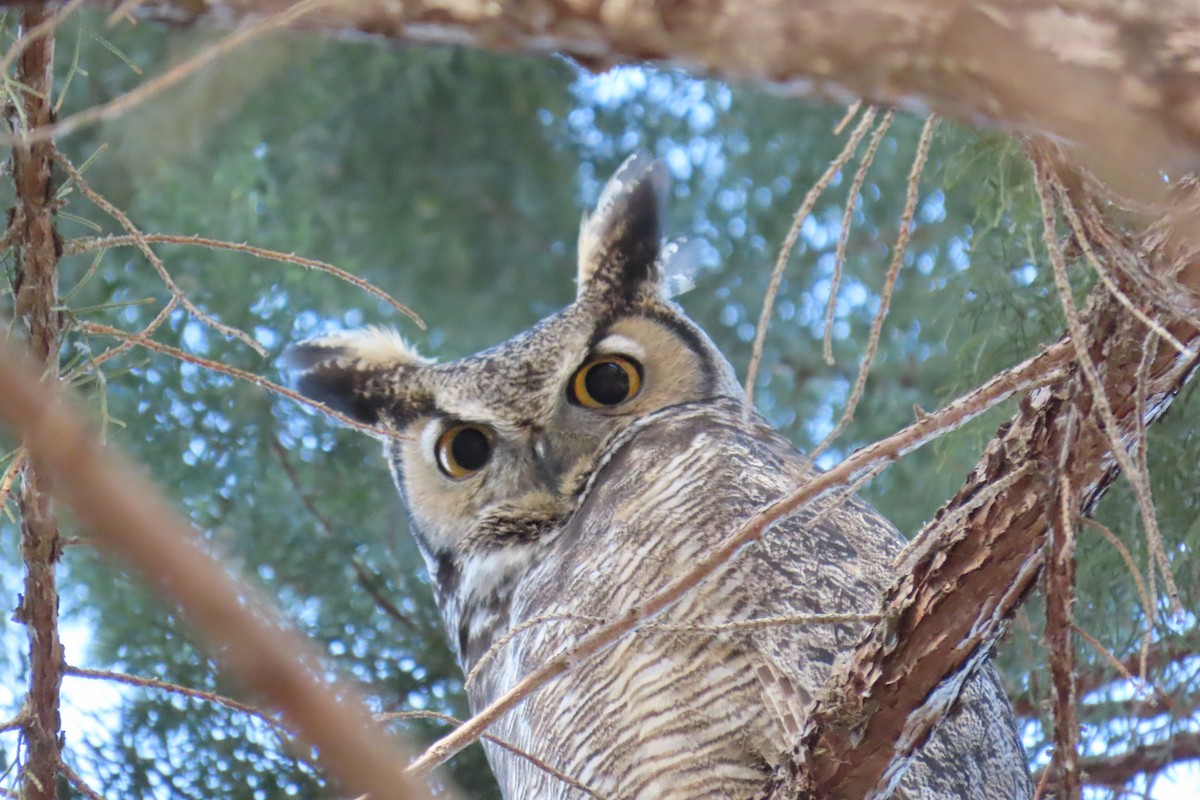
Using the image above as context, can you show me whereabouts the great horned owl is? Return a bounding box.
[286,156,1034,799]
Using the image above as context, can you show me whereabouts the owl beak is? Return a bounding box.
[530,430,560,491]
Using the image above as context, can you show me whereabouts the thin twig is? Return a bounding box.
[644,612,884,634]
[824,110,894,366]
[465,614,604,693]
[0,715,26,735]
[57,759,106,800]
[2,0,328,146]
[57,154,267,356]
[1080,518,1155,681]
[380,710,611,800]
[269,438,418,631]
[0,336,433,800]
[64,665,292,738]
[744,107,878,405]
[831,101,863,136]
[1055,182,1186,354]
[76,321,402,440]
[407,338,1071,775]
[0,449,25,513]
[67,234,423,329]
[1034,166,1182,614]
[1046,427,1081,799]
[811,115,938,461]
[0,0,87,78]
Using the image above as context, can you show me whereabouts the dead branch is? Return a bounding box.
[782,146,1200,799]
[745,106,877,404]
[1036,730,1200,795]
[380,710,612,800]
[74,0,1200,193]
[58,759,107,800]
[64,665,291,739]
[1046,468,1082,798]
[76,320,403,439]
[824,110,893,366]
[811,115,937,460]
[0,337,436,800]
[66,233,423,328]
[56,154,267,356]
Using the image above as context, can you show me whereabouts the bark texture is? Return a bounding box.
[120,0,1200,183]
[6,7,64,800]
[780,146,1200,798]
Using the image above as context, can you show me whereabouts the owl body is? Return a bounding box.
[288,156,1034,799]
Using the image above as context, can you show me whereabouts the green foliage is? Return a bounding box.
[0,10,1196,800]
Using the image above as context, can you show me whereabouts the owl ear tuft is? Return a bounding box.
[282,327,435,428]
[577,153,668,302]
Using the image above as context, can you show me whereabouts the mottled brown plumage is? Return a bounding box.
[286,155,1033,799]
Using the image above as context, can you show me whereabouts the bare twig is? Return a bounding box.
[1056,188,1186,354]
[380,710,611,800]
[824,110,894,366]
[268,438,418,631]
[1080,518,1155,681]
[1035,165,1182,613]
[0,449,25,513]
[64,665,292,738]
[1045,431,1081,799]
[0,336,435,800]
[56,154,267,356]
[76,321,402,440]
[464,614,604,693]
[831,101,862,136]
[67,234,424,329]
[0,0,87,77]
[744,107,878,405]
[811,115,937,460]
[407,339,1070,775]
[57,759,107,800]
[2,0,328,146]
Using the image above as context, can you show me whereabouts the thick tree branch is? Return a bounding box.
[783,145,1200,799]
[1037,730,1200,795]
[6,8,64,800]
[53,0,1194,186]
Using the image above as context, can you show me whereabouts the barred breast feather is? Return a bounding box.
[466,397,1033,800]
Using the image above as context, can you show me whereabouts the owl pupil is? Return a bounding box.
[585,362,631,405]
[451,427,491,471]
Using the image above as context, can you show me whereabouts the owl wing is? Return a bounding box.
[743,479,1034,799]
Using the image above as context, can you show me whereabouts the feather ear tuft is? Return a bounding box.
[282,327,435,428]
[577,153,668,302]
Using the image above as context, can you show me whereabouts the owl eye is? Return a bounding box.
[569,354,643,409]
[436,423,494,479]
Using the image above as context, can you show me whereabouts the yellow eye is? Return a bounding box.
[569,354,642,409]
[436,423,494,479]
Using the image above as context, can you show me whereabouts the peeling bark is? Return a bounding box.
[98,0,1200,183]
[5,7,64,800]
[779,145,1200,799]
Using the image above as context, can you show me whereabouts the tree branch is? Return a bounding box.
[784,143,1200,799]
[6,8,65,800]
[1036,730,1200,795]
[0,337,437,800]
[78,0,1200,188]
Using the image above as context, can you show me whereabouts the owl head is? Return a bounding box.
[285,156,742,630]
